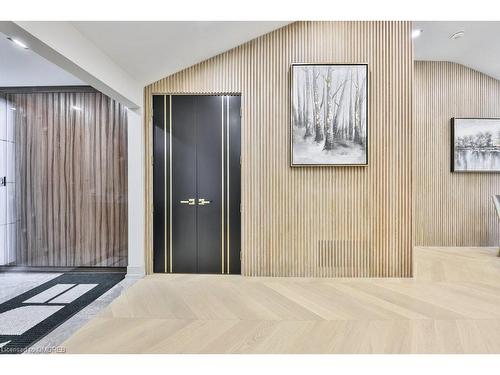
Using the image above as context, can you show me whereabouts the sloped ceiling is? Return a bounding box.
[414,21,500,81]
[71,21,291,86]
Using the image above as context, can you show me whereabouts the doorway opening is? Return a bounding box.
[152,94,241,274]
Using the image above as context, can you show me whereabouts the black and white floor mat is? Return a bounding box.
[0,272,124,354]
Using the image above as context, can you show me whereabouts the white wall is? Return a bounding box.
[126,107,145,276]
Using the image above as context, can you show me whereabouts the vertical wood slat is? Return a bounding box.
[414,61,500,247]
[8,91,128,267]
[145,21,414,277]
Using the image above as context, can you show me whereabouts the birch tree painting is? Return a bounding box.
[291,64,368,166]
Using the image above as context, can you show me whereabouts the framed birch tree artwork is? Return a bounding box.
[451,118,500,172]
[290,63,368,166]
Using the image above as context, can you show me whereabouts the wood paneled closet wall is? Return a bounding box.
[3,88,128,267]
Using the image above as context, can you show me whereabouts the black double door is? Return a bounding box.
[153,95,241,274]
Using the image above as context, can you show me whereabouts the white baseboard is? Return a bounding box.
[126,265,145,278]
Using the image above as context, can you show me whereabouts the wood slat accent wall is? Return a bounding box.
[414,61,500,246]
[145,21,414,276]
[8,91,128,267]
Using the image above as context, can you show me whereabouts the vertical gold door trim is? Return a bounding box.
[221,97,225,273]
[169,95,173,273]
[226,96,230,274]
[164,95,168,273]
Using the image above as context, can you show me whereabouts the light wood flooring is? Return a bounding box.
[61,247,500,353]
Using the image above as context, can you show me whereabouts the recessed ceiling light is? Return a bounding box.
[450,31,465,40]
[71,105,82,111]
[411,29,423,39]
[7,37,29,49]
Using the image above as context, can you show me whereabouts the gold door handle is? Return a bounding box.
[180,198,196,205]
[198,198,211,206]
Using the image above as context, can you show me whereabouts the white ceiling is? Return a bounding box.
[71,21,290,86]
[3,21,500,91]
[0,31,84,87]
[414,21,500,81]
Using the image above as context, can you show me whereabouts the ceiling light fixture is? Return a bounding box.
[10,107,16,111]
[71,105,82,111]
[411,29,423,39]
[450,31,465,40]
[7,37,29,49]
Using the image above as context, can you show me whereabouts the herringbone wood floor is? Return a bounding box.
[62,247,500,353]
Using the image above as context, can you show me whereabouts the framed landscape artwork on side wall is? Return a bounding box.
[290,63,368,166]
[451,118,500,172]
